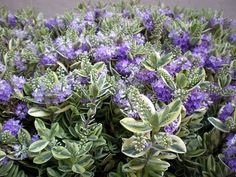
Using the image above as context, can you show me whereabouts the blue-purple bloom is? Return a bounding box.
[136,69,156,83]
[94,45,115,62]
[31,134,40,143]
[44,18,58,30]
[223,133,236,172]
[115,59,132,76]
[184,89,212,115]
[164,119,179,134]
[0,62,6,73]
[228,34,236,42]
[2,119,22,136]
[0,79,13,103]
[136,9,154,31]
[11,75,26,91]
[169,30,190,52]
[152,79,173,103]
[15,103,28,120]
[165,56,192,75]
[219,103,234,122]
[205,55,223,71]
[209,17,224,27]
[15,53,27,71]
[8,13,17,27]
[40,53,58,65]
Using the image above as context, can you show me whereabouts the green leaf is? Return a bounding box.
[33,151,52,164]
[52,146,72,160]
[0,150,6,161]
[168,135,187,154]
[176,72,187,89]
[187,68,206,89]
[76,142,93,156]
[54,105,77,114]
[49,122,60,139]
[34,118,46,130]
[158,99,182,127]
[72,164,86,174]
[127,159,145,171]
[89,84,99,98]
[28,107,51,117]
[121,136,149,158]
[120,118,152,133]
[158,68,176,90]
[47,167,61,177]
[18,128,31,145]
[29,140,49,153]
[93,61,105,72]
[208,117,230,133]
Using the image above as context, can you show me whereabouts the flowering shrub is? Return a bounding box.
[0,1,236,177]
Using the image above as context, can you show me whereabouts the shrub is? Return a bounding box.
[0,1,236,177]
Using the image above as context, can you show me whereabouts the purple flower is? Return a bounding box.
[0,79,13,103]
[205,55,223,71]
[55,37,84,60]
[209,17,224,27]
[32,80,72,105]
[115,42,131,60]
[164,119,179,134]
[169,30,190,52]
[223,134,236,172]
[219,103,234,122]
[14,54,27,71]
[11,75,26,91]
[152,79,173,103]
[159,8,173,17]
[132,33,145,45]
[228,34,236,42]
[44,18,57,30]
[165,56,192,75]
[136,69,156,83]
[113,80,129,108]
[94,45,115,62]
[69,19,85,34]
[31,134,39,143]
[8,13,17,27]
[184,89,212,115]
[15,103,28,120]
[136,9,154,31]
[0,62,6,73]
[40,53,58,65]
[115,59,132,76]
[2,119,22,136]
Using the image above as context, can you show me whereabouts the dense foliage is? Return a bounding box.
[0,1,236,177]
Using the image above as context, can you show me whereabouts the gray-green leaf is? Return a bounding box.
[208,117,230,133]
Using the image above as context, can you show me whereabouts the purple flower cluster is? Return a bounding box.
[2,119,22,136]
[0,79,13,103]
[55,37,86,60]
[169,30,190,52]
[40,52,58,65]
[136,9,154,31]
[184,89,212,115]
[152,79,173,103]
[15,103,28,120]
[219,103,234,122]
[32,82,72,104]
[164,119,179,134]
[94,45,115,62]
[223,134,236,172]
[165,56,192,75]
[7,13,17,27]
[11,75,26,91]
[136,69,156,83]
